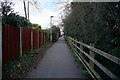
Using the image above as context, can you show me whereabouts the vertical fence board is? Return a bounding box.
[2,25,9,62]
[3,25,20,63]
[37,31,39,48]
[31,29,33,51]
[22,28,31,53]
[41,32,44,45]
[9,25,20,61]
[43,32,45,45]
[33,30,39,49]
[27,29,31,51]
[39,31,41,47]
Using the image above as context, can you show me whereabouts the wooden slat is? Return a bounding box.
[69,39,102,80]
[70,40,118,79]
[68,37,120,65]
[68,39,97,79]
[75,51,102,80]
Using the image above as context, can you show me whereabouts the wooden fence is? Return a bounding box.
[66,36,120,79]
[22,28,31,54]
[2,25,45,63]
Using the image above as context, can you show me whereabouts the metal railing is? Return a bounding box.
[66,36,120,80]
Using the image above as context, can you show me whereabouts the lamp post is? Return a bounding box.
[50,16,53,41]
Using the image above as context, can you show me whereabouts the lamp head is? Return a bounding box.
[51,16,54,18]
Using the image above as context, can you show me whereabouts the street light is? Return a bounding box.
[50,16,54,41]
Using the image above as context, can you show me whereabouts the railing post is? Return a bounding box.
[74,38,78,52]
[73,38,75,50]
[80,41,83,57]
[89,43,95,69]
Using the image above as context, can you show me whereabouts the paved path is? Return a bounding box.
[26,37,85,78]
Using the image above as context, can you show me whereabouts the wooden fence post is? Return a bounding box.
[38,31,39,47]
[73,38,75,49]
[0,9,2,80]
[80,41,83,57]
[75,39,77,50]
[20,27,22,57]
[43,32,45,44]
[89,43,95,69]
[31,29,33,51]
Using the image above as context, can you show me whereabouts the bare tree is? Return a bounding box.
[22,0,40,20]
[23,0,27,19]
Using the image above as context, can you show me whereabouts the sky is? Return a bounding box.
[2,0,118,29]
[8,0,72,29]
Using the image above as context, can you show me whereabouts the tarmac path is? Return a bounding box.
[26,37,85,78]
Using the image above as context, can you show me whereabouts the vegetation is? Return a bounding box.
[32,24,42,31]
[1,1,32,28]
[43,29,50,43]
[2,13,32,28]
[51,25,60,42]
[2,51,35,78]
[2,42,53,78]
[63,2,120,78]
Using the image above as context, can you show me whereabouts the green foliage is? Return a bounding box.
[1,1,14,16]
[33,25,42,31]
[1,1,32,28]
[63,2,120,56]
[63,2,120,78]
[3,54,33,75]
[2,13,32,28]
[51,25,60,42]
[44,29,50,43]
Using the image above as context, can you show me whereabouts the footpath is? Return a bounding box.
[26,37,85,78]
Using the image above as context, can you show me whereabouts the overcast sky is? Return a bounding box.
[1,0,118,29]
[8,0,72,29]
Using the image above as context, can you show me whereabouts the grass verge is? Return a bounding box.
[2,42,53,78]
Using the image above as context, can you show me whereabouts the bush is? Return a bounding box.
[51,25,60,42]
[2,13,32,28]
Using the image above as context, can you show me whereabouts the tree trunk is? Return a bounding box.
[28,1,29,20]
[23,0,27,19]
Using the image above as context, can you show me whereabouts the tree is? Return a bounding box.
[63,2,120,78]
[63,2,120,53]
[1,0,32,28]
[51,25,60,42]
[33,24,42,31]
[23,0,27,19]
[22,0,41,20]
[1,1,14,16]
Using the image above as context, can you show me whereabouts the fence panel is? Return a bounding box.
[39,31,41,47]
[2,25,20,63]
[37,31,40,48]
[2,25,9,62]
[33,30,39,49]
[2,25,46,63]
[41,32,44,45]
[22,28,31,53]
[43,32,45,45]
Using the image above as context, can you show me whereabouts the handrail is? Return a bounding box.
[66,36,120,79]
[68,37,120,65]
[68,39,101,79]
